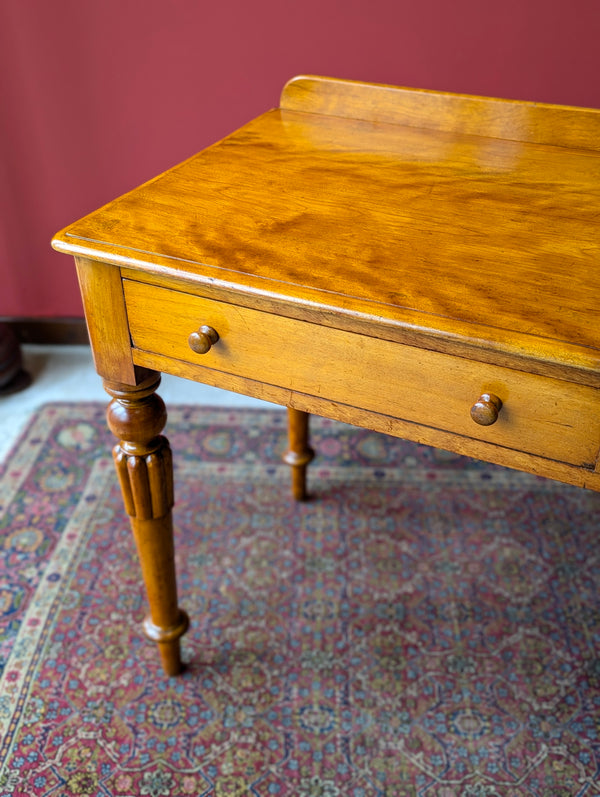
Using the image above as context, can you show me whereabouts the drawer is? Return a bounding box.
[124,280,600,468]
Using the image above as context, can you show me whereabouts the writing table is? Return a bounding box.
[53,76,600,676]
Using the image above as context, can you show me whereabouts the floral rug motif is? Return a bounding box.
[1,403,600,797]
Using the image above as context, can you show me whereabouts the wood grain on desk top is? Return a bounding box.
[53,76,600,379]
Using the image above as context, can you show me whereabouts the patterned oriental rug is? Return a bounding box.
[1,404,600,797]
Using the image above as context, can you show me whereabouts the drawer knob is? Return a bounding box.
[470,393,502,426]
[188,325,219,354]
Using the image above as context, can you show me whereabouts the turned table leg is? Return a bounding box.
[104,373,189,676]
[283,407,314,501]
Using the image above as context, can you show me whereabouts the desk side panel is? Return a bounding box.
[75,257,138,384]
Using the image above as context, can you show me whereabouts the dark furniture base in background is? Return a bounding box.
[0,322,31,394]
[1,317,88,346]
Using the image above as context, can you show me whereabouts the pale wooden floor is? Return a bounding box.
[0,345,273,464]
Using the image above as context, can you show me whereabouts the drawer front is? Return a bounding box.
[124,280,600,468]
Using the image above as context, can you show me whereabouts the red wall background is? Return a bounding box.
[2,0,599,318]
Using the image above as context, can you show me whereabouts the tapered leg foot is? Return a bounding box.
[283,407,314,501]
[105,372,188,676]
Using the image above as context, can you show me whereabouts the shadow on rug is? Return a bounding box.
[1,403,600,797]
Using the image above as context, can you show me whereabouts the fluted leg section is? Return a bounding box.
[105,373,189,676]
[283,407,314,501]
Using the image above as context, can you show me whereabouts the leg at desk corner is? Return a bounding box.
[283,407,314,501]
[104,373,189,676]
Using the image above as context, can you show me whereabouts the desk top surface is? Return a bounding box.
[53,76,600,380]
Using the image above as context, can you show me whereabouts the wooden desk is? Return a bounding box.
[53,76,600,676]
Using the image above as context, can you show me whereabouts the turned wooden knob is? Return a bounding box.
[188,325,219,354]
[470,393,502,426]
